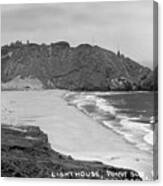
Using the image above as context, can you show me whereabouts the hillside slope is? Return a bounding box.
[1,41,154,91]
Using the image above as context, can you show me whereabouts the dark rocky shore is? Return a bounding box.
[1,124,142,180]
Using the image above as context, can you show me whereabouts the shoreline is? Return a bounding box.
[1,89,154,180]
[1,124,142,180]
[63,90,154,151]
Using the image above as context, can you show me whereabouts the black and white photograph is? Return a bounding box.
[1,0,158,181]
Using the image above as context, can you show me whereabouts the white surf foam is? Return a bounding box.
[65,92,153,152]
[103,115,153,152]
[144,131,153,146]
[96,98,117,115]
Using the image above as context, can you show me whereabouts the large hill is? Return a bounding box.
[1,41,155,91]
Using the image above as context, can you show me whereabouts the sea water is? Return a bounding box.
[65,91,157,154]
[1,90,156,180]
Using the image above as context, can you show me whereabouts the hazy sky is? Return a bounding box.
[1,1,153,68]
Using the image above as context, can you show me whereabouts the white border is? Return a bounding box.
[0,0,162,185]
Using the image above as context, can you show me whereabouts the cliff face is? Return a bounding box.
[1,124,142,180]
[1,41,154,91]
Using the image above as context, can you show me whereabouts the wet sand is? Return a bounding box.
[1,90,153,180]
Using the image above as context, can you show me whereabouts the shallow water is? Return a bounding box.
[65,91,157,153]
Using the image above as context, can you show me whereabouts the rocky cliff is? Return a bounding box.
[1,124,142,180]
[1,41,154,91]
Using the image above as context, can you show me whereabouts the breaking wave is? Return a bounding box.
[64,91,154,153]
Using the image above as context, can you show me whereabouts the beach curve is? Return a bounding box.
[1,89,153,180]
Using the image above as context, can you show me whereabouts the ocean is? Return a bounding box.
[1,90,156,180]
[65,91,157,154]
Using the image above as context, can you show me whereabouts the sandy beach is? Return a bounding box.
[1,90,153,180]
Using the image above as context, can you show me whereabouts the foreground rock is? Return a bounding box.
[1,41,154,91]
[1,124,142,180]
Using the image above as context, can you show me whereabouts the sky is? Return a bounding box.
[1,1,153,68]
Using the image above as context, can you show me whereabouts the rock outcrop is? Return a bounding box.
[1,124,142,180]
[1,41,154,91]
